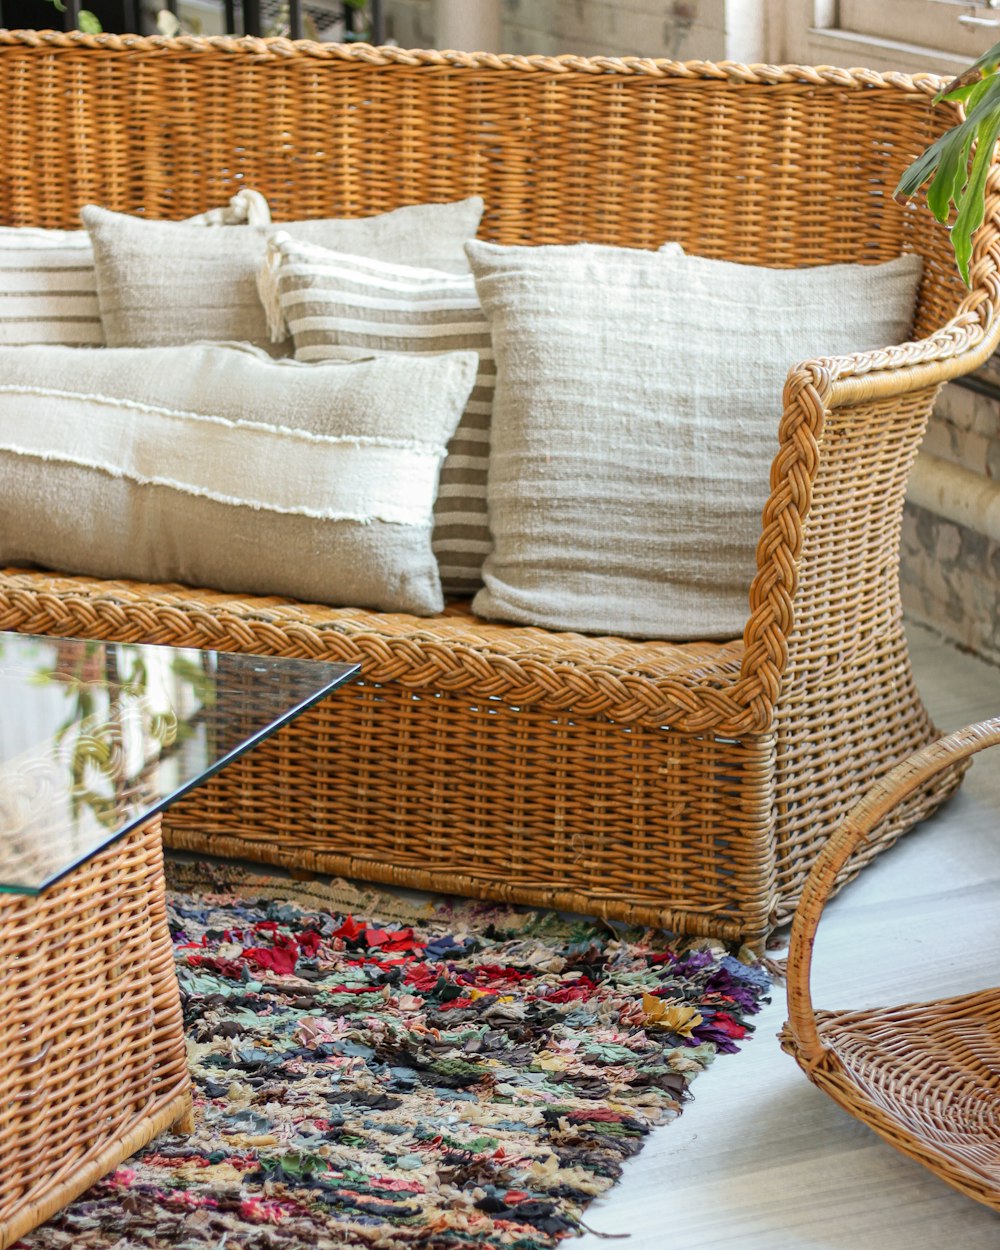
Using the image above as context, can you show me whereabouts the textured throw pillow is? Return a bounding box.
[0,190,272,348]
[466,241,923,641]
[262,232,493,597]
[0,227,101,346]
[0,342,478,615]
[83,197,485,349]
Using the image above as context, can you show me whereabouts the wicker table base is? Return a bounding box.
[0,814,192,1250]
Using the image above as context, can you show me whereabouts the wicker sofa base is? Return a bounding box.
[163,680,777,945]
[162,672,963,948]
[0,568,965,951]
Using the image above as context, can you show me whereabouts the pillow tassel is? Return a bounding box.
[181,188,273,227]
[230,188,272,226]
[258,234,289,343]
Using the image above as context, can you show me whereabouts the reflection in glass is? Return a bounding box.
[0,634,357,894]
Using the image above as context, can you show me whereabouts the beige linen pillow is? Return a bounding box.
[83,197,485,349]
[261,232,493,597]
[0,342,478,615]
[0,189,272,348]
[466,241,923,641]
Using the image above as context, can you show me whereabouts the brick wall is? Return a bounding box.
[902,377,1000,665]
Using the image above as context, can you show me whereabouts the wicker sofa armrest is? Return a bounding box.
[743,204,1000,713]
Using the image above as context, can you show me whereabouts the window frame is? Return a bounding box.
[776,0,1000,74]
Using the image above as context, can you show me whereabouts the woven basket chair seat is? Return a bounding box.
[782,719,1000,1210]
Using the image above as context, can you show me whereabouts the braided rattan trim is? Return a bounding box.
[0,31,951,90]
[813,271,1000,389]
[0,570,760,734]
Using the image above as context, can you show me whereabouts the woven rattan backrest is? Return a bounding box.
[0,35,968,341]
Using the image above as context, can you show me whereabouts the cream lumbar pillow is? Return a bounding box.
[260,231,494,598]
[0,342,478,615]
[0,189,272,348]
[82,197,485,349]
[466,241,923,641]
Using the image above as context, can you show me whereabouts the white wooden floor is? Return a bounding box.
[575,620,1000,1250]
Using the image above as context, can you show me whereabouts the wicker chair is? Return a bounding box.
[781,718,1000,1210]
[0,34,997,950]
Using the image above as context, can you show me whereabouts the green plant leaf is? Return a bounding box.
[936,37,1000,103]
[897,75,1000,207]
[906,124,965,217]
[895,65,1000,284]
[77,8,102,31]
[952,107,1000,284]
[895,130,951,203]
[926,126,974,222]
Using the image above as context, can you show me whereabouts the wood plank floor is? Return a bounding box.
[575,620,1000,1249]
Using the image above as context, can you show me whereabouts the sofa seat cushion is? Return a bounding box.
[0,568,748,733]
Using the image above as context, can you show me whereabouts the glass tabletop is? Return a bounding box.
[0,632,358,895]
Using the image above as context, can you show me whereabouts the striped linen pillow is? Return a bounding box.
[0,228,102,347]
[0,191,272,349]
[262,233,493,597]
[466,240,922,640]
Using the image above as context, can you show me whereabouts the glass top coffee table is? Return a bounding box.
[0,631,358,1250]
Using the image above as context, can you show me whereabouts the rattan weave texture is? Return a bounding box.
[0,814,192,1250]
[0,34,996,946]
[782,719,1000,1211]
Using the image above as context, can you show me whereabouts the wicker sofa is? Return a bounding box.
[1,32,997,950]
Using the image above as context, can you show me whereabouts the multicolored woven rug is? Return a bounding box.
[19,864,770,1250]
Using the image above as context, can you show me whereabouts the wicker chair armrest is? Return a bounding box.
[784,716,1000,1069]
